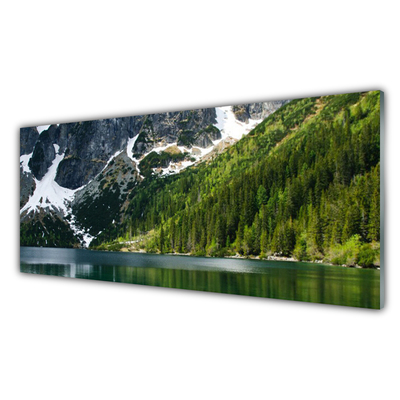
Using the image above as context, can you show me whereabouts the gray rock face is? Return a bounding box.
[193,127,221,147]
[52,110,217,189]
[55,158,105,190]
[20,127,39,156]
[22,103,290,191]
[55,118,141,189]
[21,101,290,191]
[20,100,291,247]
[22,109,218,191]
[20,166,35,208]
[132,108,218,155]
[28,125,61,180]
[232,100,290,122]
[73,150,139,206]
[71,150,140,235]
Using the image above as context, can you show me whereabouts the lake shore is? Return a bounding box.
[113,247,380,270]
[21,243,380,270]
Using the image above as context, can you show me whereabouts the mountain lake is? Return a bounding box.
[20,246,380,309]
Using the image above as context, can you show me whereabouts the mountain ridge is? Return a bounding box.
[20,100,289,247]
[91,91,380,268]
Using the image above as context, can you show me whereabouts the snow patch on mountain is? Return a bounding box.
[37,125,51,134]
[19,143,95,247]
[21,107,267,216]
[139,143,201,176]
[20,146,81,216]
[125,105,266,178]
[214,106,262,143]
[131,105,265,178]
[67,213,95,248]
[127,134,140,160]
[194,146,215,158]
[158,158,195,176]
[20,152,33,174]
[126,134,144,177]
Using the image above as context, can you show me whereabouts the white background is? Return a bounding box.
[1,1,399,399]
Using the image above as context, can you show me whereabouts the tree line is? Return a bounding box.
[93,91,381,267]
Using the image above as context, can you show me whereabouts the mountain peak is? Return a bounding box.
[20,100,289,247]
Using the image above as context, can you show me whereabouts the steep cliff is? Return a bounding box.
[20,100,289,247]
[20,127,39,156]
[232,100,290,122]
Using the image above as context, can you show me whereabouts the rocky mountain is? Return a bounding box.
[20,100,289,247]
[20,127,39,156]
[232,101,291,122]
[97,91,380,268]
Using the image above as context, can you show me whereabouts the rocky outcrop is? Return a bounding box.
[20,100,290,247]
[232,100,290,122]
[72,150,139,206]
[191,124,221,148]
[22,110,218,190]
[132,108,218,155]
[201,136,238,163]
[71,150,140,236]
[20,166,35,208]
[24,103,291,191]
[20,127,39,156]
[55,118,139,189]
[28,125,61,180]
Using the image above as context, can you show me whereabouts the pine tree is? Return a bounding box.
[159,223,164,253]
[256,185,268,209]
[368,187,380,241]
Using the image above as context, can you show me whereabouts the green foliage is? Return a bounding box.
[97,91,381,267]
[106,241,125,252]
[20,215,78,248]
[256,185,268,209]
[358,242,380,267]
[293,233,310,261]
[139,150,187,178]
[326,235,380,267]
[177,132,195,146]
[328,235,361,266]
[75,183,123,246]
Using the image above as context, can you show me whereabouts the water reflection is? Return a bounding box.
[20,249,380,309]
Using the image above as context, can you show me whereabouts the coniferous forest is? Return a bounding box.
[92,91,381,268]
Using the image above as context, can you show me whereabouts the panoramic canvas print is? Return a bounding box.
[20,91,383,308]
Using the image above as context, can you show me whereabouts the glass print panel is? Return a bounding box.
[20,91,383,309]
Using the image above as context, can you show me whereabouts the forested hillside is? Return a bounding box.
[21,101,290,248]
[93,91,381,267]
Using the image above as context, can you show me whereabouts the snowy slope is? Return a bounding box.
[20,105,282,247]
[20,144,80,216]
[20,153,33,174]
[124,106,263,177]
[20,108,267,215]
[37,125,51,134]
[214,106,262,142]
[127,134,140,161]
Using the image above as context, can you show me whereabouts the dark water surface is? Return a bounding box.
[20,247,380,308]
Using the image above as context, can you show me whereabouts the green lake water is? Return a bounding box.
[20,247,381,309]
